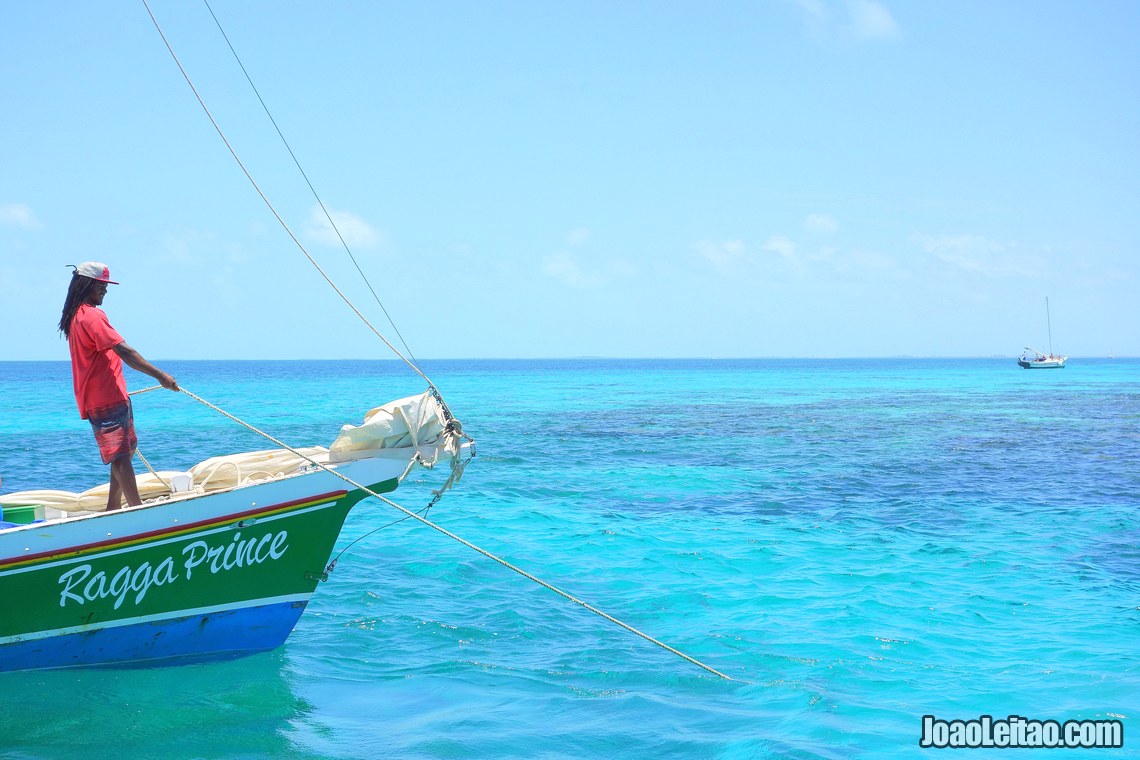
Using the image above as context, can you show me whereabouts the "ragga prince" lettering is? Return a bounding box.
[56,530,290,610]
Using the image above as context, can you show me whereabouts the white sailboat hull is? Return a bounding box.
[1017,356,1066,369]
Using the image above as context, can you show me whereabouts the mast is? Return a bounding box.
[1045,297,1054,357]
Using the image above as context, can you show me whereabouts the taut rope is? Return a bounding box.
[140,0,454,418]
[130,384,734,681]
[135,2,734,682]
[199,0,420,369]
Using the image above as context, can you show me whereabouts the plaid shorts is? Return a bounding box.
[88,401,138,464]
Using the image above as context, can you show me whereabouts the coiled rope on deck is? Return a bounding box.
[130,384,734,681]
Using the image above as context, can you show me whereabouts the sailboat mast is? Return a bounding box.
[1046,297,1054,356]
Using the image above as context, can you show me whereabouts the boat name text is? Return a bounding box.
[56,530,290,609]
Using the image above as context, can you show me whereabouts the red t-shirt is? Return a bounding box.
[68,303,128,419]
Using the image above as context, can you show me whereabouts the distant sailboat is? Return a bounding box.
[1018,297,1067,369]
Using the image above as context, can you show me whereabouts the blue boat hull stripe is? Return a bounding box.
[0,599,312,672]
[0,592,312,645]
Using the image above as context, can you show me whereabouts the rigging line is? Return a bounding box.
[327,501,436,570]
[170,384,734,682]
[133,447,171,491]
[199,0,420,369]
[131,383,462,568]
[141,0,436,393]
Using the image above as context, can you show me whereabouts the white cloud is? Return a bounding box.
[543,252,587,287]
[306,206,381,249]
[847,247,901,274]
[608,259,638,279]
[541,229,636,288]
[695,232,905,282]
[798,242,903,282]
[696,239,747,269]
[847,0,901,40]
[804,213,838,234]
[696,236,803,274]
[807,245,839,265]
[761,235,798,263]
[916,234,1041,278]
[542,255,624,291]
[542,249,637,288]
[795,0,831,25]
[0,203,42,230]
[161,230,205,264]
[794,0,901,42]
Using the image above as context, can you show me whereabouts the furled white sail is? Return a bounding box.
[327,391,448,461]
[1,392,456,515]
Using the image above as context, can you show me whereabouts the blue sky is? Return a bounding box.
[3,1,1138,360]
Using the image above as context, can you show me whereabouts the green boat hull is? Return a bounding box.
[0,456,404,672]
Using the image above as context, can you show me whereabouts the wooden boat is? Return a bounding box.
[0,2,743,684]
[0,393,472,672]
[0,5,474,672]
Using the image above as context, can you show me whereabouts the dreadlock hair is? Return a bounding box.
[59,274,101,339]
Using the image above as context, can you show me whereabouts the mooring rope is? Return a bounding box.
[129,384,733,681]
[135,2,733,681]
[198,0,420,370]
[132,447,171,491]
[139,0,454,420]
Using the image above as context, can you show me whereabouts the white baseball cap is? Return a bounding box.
[72,261,119,284]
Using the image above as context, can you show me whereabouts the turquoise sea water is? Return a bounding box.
[0,358,1137,758]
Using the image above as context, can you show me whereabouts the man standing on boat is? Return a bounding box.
[58,262,179,510]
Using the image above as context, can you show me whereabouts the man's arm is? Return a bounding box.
[112,342,179,391]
